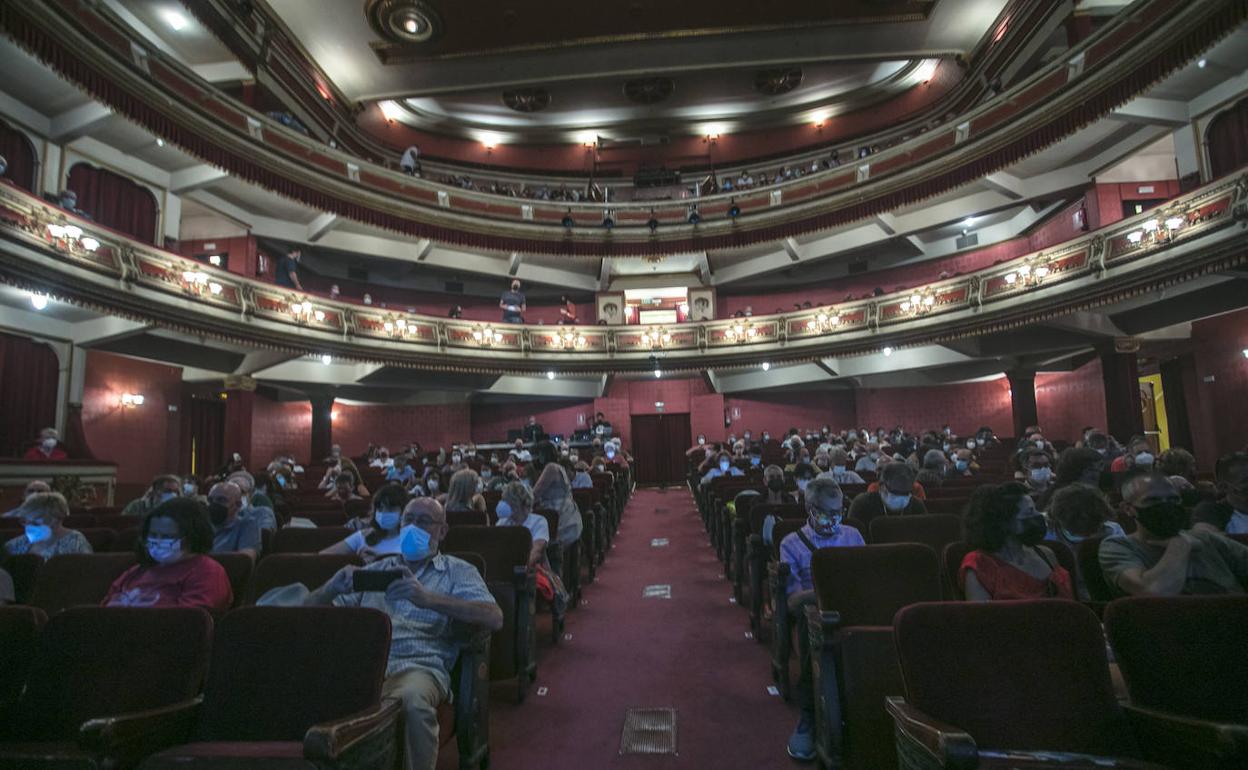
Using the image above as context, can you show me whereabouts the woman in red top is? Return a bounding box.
[960,481,1073,600]
[102,497,232,611]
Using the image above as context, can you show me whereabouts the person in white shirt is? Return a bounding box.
[370,448,395,470]
[399,145,421,175]
[321,483,410,562]
[494,481,549,570]
[510,439,532,463]
[827,447,865,484]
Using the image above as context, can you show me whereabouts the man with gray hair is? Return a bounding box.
[206,481,260,558]
[779,475,865,761]
[226,471,278,532]
[849,461,927,530]
[827,446,865,485]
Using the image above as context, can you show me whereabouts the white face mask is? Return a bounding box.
[1134,452,1155,467]
[41,438,57,451]
[1029,467,1052,483]
[427,479,439,491]
[697,437,705,445]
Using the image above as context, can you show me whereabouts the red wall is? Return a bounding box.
[1090,180,1181,227]
[81,351,183,485]
[174,236,260,281]
[1184,308,1248,467]
[855,378,1014,438]
[1035,359,1107,443]
[330,402,472,455]
[251,396,312,465]
[470,400,594,442]
[723,392,856,439]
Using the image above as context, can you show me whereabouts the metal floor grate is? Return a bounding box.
[620,707,678,755]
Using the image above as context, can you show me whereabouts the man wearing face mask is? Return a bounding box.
[961,482,1073,601]
[779,477,865,761]
[701,452,744,487]
[206,481,260,559]
[849,462,927,530]
[951,448,977,477]
[226,471,278,532]
[1110,437,1155,474]
[305,498,503,770]
[827,447,865,485]
[123,474,183,517]
[1020,448,1054,501]
[2,480,50,518]
[23,427,68,461]
[1100,473,1248,596]
[499,278,527,323]
[854,442,881,474]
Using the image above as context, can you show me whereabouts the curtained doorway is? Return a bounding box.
[184,398,226,478]
[630,413,691,487]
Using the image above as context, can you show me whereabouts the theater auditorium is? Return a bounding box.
[1,1,1247,768]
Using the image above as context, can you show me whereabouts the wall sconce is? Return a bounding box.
[290,297,325,324]
[1124,213,1186,250]
[181,269,223,296]
[639,328,672,348]
[382,314,417,338]
[807,307,842,332]
[899,289,937,315]
[1002,258,1051,288]
[46,220,100,255]
[551,329,588,349]
[725,321,758,342]
[120,392,145,407]
[471,325,504,345]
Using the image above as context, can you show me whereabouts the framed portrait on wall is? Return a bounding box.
[688,288,715,321]
[596,291,626,325]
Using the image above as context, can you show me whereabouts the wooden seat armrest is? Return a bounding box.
[1123,702,1248,762]
[304,698,402,761]
[885,696,978,770]
[78,697,202,758]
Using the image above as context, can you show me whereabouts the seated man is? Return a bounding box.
[1216,451,1248,534]
[23,427,68,461]
[226,471,278,532]
[700,452,744,487]
[123,474,182,517]
[387,453,417,486]
[1100,473,1248,596]
[779,477,865,762]
[509,439,532,463]
[826,447,865,485]
[849,461,927,530]
[2,480,50,518]
[206,481,260,559]
[304,498,503,770]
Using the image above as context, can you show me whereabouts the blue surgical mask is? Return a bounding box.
[796,479,810,492]
[427,479,439,491]
[811,511,843,535]
[182,483,195,496]
[146,537,182,564]
[481,470,492,479]
[496,500,514,519]
[158,491,177,503]
[606,449,616,459]
[1029,467,1052,484]
[276,475,288,488]
[955,460,969,472]
[1134,452,1155,467]
[884,493,911,511]
[25,523,53,544]
[1060,527,1089,544]
[399,525,432,562]
[833,465,846,474]
[750,456,761,466]
[375,511,400,530]
[719,460,730,472]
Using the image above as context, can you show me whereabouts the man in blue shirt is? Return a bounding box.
[387,454,417,486]
[275,248,303,290]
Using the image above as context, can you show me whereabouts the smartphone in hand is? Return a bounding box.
[352,570,404,592]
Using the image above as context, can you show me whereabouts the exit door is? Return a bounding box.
[630,413,692,486]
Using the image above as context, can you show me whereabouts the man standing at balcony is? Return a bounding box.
[500,279,526,324]
[276,248,304,291]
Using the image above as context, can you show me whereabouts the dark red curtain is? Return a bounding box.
[66,163,159,244]
[0,332,60,457]
[629,413,691,486]
[1207,98,1248,180]
[0,121,37,192]
[183,398,225,478]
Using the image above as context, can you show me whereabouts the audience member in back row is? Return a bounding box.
[444,469,486,514]
[4,492,92,560]
[226,470,278,532]
[124,474,182,517]
[23,427,68,460]
[2,480,50,517]
[960,482,1073,601]
[1099,473,1248,596]
[102,498,232,611]
[304,497,504,770]
[206,481,260,559]
[325,483,410,560]
[848,462,926,529]
[1217,451,1248,533]
[701,451,744,486]
[781,477,864,762]
[496,481,550,571]
[533,462,583,546]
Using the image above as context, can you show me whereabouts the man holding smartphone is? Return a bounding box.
[304,497,502,770]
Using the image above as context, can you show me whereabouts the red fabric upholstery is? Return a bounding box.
[2,553,42,604]
[193,607,391,742]
[868,513,963,556]
[810,544,943,626]
[835,626,904,770]
[29,553,137,614]
[0,120,37,191]
[0,332,59,458]
[447,510,489,527]
[110,527,141,553]
[893,600,1139,757]
[245,554,362,604]
[3,607,212,743]
[77,528,116,552]
[440,527,532,681]
[269,527,351,554]
[206,553,253,610]
[1105,595,1248,724]
[63,515,97,529]
[67,163,159,244]
[0,606,47,720]
[440,527,531,585]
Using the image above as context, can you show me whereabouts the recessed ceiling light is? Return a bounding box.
[1198,58,1208,68]
[320,354,332,365]
[761,362,771,371]
[882,346,893,357]
[653,368,662,378]
[162,10,188,31]
[546,371,555,380]
[963,217,975,228]
[29,293,48,310]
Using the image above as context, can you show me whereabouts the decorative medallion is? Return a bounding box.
[366,0,444,45]
[754,67,803,95]
[623,76,675,105]
[502,88,551,113]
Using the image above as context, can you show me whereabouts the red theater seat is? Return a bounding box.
[270,527,352,554]
[245,554,362,605]
[207,553,254,610]
[0,605,47,723]
[29,553,137,614]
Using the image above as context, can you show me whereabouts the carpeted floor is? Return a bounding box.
[439,487,800,768]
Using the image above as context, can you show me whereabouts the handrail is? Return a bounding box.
[0,0,1241,256]
[0,172,1243,375]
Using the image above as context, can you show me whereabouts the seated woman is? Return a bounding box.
[532,462,583,547]
[960,482,1074,601]
[760,465,799,545]
[322,483,410,560]
[497,481,566,609]
[102,498,232,611]
[444,468,486,514]
[4,491,92,560]
[570,460,593,489]
[1044,482,1124,600]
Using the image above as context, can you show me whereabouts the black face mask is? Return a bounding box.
[767,478,785,493]
[208,502,230,526]
[1017,515,1048,546]
[1135,502,1188,539]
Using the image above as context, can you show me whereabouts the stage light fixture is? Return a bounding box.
[546,371,556,380]
[761,362,770,371]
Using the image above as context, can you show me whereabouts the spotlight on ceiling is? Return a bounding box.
[728,199,741,219]
[162,10,188,31]
[882,346,894,357]
[320,354,332,365]
[761,361,770,372]
[962,217,975,229]
[155,138,165,148]
[562,210,574,229]
[687,205,701,225]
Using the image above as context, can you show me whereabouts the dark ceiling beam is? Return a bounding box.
[1110,279,1248,335]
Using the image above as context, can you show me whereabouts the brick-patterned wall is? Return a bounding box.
[331,402,472,456]
[251,396,312,465]
[470,400,594,442]
[81,351,183,485]
[855,379,1014,438]
[1036,359,1107,444]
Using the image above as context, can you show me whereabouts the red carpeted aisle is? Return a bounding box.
[444,487,798,768]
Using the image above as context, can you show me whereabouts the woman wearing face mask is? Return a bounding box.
[571,461,594,489]
[495,482,550,571]
[1110,437,1155,473]
[102,498,231,611]
[4,492,92,560]
[444,469,486,514]
[960,482,1073,601]
[700,452,744,487]
[323,483,410,560]
[1044,483,1125,597]
[532,463,583,547]
[23,427,69,461]
[686,434,709,457]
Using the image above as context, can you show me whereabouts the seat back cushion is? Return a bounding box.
[246,554,362,604]
[811,544,942,626]
[270,527,352,554]
[868,514,963,556]
[29,553,137,615]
